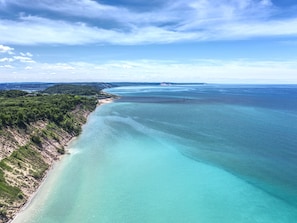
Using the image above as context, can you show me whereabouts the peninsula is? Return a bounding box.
[0,84,115,222]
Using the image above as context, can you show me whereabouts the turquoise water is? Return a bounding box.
[14,85,297,223]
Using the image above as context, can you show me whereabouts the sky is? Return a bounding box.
[0,0,297,83]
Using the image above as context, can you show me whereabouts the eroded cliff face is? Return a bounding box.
[0,110,91,222]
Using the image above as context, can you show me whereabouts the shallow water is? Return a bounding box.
[14,84,297,223]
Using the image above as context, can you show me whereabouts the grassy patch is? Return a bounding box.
[9,146,48,171]
[0,161,12,172]
[0,169,22,202]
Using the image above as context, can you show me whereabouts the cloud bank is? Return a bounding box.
[1,55,297,83]
[0,0,297,45]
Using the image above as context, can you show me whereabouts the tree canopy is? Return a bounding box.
[0,90,97,134]
[42,84,102,96]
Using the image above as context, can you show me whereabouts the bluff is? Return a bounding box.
[0,87,113,222]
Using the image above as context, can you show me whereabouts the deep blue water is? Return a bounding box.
[111,84,297,206]
[14,84,297,223]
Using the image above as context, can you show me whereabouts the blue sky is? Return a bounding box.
[0,0,297,83]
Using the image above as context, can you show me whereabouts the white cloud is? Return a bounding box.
[217,19,297,39]
[0,64,14,68]
[0,47,35,72]
[13,55,35,63]
[0,57,14,62]
[0,16,116,45]
[20,52,33,57]
[36,0,128,21]
[0,55,35,63]
[0,44,14,54]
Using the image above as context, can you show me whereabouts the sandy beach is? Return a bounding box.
[97,98,115,106]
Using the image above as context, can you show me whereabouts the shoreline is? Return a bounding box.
[97,97,115,106]
[9,98,114,223]
[10,159,62,223]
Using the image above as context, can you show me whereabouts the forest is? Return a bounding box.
[0,89,97,135]
[42,84,103,95]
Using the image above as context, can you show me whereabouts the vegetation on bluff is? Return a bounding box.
[0,90,97,134]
